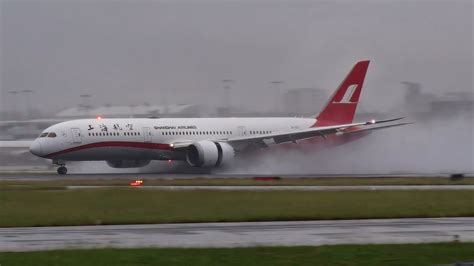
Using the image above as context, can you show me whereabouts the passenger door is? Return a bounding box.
[71,128,82,144]
[143,127,152,143]
[237,126,247,137]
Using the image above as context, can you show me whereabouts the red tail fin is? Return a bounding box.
[314,60,370,127]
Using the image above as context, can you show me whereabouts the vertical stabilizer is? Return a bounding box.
[314,60,370,127]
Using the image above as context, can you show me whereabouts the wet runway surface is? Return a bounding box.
[1,172,471,181]
[66,185,474,190]
[1,218,472,251]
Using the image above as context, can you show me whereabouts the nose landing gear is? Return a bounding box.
[57,166,67,175]
[53,159,68,175]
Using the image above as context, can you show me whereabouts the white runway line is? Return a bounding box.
[1,217,473,251]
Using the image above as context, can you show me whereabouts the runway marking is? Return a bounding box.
[0,217,473,251]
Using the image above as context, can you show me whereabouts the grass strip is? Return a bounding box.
[0,189,472,227]
[1,243,474,266]
[1,176,474,190]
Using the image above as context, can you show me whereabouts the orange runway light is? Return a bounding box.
[129,179,144,186]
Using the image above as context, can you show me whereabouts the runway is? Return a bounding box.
[1,172,472,181]
[1,217,473,251]
[66,185,474,190]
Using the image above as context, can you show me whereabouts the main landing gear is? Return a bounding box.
[53,160,67,175]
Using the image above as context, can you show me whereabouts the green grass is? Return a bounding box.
[0,189,472,227]
[1,176,473,190]
[1,243,474,266]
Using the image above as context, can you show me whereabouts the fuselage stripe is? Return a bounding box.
[45,141,173,158]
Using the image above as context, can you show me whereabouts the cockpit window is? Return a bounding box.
[39,132,48,137]
[47,132,57,138]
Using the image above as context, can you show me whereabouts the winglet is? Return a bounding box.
[314,60,370,127]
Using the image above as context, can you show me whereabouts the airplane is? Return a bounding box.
[28,60,410,175]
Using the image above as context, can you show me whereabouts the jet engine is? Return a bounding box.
[186,140,234,167]
[106,160,151,168]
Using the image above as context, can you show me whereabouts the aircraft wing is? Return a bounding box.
[224,117,408,150]
[170,117,410,150]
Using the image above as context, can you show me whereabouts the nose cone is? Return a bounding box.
[29,140,44,157]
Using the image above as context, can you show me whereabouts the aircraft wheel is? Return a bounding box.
[57,166,67,175]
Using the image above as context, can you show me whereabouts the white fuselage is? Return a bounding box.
[30,117,315,161]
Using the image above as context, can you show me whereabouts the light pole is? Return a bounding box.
[222,79,233,116]
[21,90,34,119]
[80,94,92,117]
[7,90,19,119]
[270,81,284,114]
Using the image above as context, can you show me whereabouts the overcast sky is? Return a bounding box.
[1,0,472,114]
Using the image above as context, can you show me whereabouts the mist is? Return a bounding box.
[223,113,474,175]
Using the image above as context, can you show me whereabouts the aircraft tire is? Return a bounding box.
[57,166,67,175]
